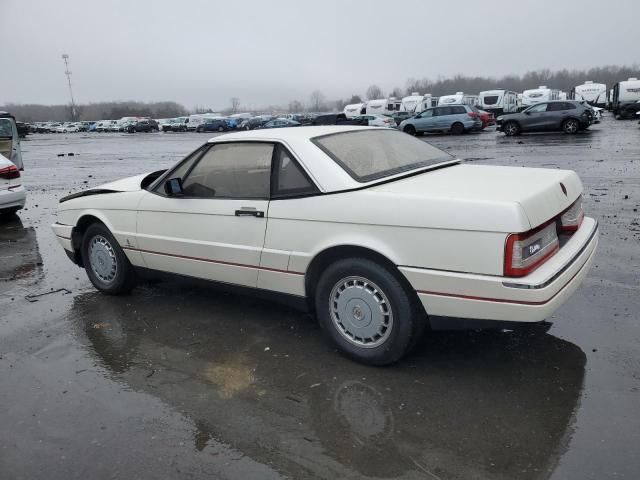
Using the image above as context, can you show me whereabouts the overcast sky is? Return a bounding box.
[1,0,638,109]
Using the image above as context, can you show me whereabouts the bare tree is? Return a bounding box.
[390,87,403,98]
[288,100,304,113]
[366,84,383,100]
[309,90,325,112]
[230,97,241,113]
[348,94,363,104]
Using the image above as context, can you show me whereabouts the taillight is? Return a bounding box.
[504,221,559,277]
[468,112,478,119]
[560,196,584,232]
[0,164,20,180]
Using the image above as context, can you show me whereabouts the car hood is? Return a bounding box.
[368,164,582,231]
[97,173,151,192]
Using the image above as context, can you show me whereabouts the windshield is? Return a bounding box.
[312,129,454,183]
[0,119,15,138]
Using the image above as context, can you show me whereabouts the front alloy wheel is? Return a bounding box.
[503,121,520,136]
[563,118,579,134]
[82,223,137,295]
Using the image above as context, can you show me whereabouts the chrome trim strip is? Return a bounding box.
[502,220,598,290]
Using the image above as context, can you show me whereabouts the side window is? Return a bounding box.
[153,146,204,194]
[563,102,576,110]
[272,145,319,198]
[528,103,548,113]
[452,106,466,114]
[181,143,273,199]
[419,109,433,118]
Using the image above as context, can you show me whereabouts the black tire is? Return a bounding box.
[314,258,425,365]
[451,122,464,135]
[562,118,579,134]
[0,207,20,217]
[503,121,520,136]
[81,223,137,295]
[403,125,416,136]
[196,127,202,133]
[218,126,224,132]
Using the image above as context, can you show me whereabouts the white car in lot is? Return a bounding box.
[52,126,598,364]
[356,114,396,128]
[0,153,26,214]
[55,123,81,133]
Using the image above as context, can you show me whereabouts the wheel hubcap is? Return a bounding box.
[566,121,577,133]
[329,276,393,348]
[89,235,117,283]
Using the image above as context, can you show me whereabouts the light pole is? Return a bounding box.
[61,54,78,121]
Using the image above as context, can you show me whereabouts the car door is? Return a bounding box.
[135,142,273,288]
[521,103,548,130]
[546,102,573,129]
[434,107,451,130]
[414,109,435,131]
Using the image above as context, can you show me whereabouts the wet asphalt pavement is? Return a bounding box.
[1,119,639,479]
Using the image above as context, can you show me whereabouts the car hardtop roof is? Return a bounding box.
[206,125,382,143]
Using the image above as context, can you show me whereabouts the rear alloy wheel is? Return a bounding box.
[563,118,579,134]
[503,121,520,136]
[403,125,416,136]
[315,258,424,365]
[82,223,137,295]
[451,122,464,135]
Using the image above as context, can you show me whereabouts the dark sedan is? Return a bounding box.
[196,119,229,133]
[497,101,593,135]
[259,118,301,129]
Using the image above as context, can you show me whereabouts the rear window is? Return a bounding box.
[312,129,454,183]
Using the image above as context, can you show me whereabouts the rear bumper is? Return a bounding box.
[0,185,26,211]
[400,217,598,323]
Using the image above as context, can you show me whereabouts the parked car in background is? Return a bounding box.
[15,122,29,138]
[399,105,482,135]
[497,101,594,136]
[125,119,159,133]
[95,121,111,132]
[0,113,24,170]
[240,116,273,130]
[477,109,496,129]
[0,153,26,215]
[196,118,229,132]
[162,118,189,132]
[260,118,301,129]
[354,114,396,128]
[392,111,414,126]
[52,126,597,365]
[55,123,81,133]
[313,113,368,126]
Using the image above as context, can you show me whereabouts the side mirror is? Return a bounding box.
[164,177,184,196]
[524,111,531,115]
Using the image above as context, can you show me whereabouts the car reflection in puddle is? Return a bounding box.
[0,214,43,293]
[70,280,586,479]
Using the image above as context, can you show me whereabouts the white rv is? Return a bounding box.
[612,77,640,119]
[521,86,561,109]
[478,89,518,115]
[343,103,365,118]
[364,98,401,116]
[437,92,479,107]
[571,81,607,108]
[400,93,436,113]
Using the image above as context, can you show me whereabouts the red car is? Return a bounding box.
[477,109,495,129]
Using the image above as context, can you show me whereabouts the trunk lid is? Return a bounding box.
[371,164,582,231]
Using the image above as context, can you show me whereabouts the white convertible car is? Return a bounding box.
[52,126,598,364]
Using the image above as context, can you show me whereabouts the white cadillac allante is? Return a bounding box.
[52,126,598,364]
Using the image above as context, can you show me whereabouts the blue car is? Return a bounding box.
[399,105,482,135]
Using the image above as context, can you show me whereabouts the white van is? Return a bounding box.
[400,93,436,113]
[571,81,607,108]
[343,103,365,118]
[521,86,561,109]
[478,89,518,115]
[364,98,401,116]
[437,92,479,107]
[611,77,640,119]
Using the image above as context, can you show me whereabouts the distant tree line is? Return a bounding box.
[1,101,188,122]
[5,64,639,120]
